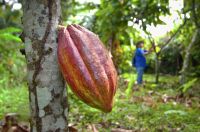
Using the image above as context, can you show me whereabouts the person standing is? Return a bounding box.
[132,41,152,85]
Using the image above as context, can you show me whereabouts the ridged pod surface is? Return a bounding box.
[58,24,117,112]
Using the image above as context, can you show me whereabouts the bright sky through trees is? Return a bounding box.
[80,0,183,38]
[146,0,183,37]
[11,0,183,38]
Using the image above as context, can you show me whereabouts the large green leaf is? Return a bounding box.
[0,27,22,43]
[0,33,21,43]
[0,27,21,34]
[182,78,198,93]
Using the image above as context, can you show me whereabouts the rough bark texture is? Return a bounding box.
[180,28,200,84]
[22,0,68,131]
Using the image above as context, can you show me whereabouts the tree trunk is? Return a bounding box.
[180,28,200,84]
[155,53,160,84]
[22,0,68,131]
[108,33,120,73]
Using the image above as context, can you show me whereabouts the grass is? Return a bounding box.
[0,73,200,131]
[67,73,200,131]
[0,85,29,121]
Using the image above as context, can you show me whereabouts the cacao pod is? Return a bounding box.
[58,24,117,112]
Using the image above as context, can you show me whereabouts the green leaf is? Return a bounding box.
[125,75,135,97]
[182,78,198,93]
[0,33,21,43]
[0,27,21,34]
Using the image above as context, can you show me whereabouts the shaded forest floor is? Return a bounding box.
[0,73,200,131]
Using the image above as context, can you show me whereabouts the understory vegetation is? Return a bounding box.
[0,73,199,131]
[0,0,200,131]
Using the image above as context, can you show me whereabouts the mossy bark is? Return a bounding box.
[180,29,200,84]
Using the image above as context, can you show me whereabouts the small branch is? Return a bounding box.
[143,14,187,55]
[145,31,157,54]
[159,16,187,53]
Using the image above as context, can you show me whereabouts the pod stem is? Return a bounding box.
[57,25,66,30]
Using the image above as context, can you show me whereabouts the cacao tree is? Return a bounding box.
[91,0,170,73]
[145,17,187,83]
[22,0,68,131]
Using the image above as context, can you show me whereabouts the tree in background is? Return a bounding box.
[21,0,68,131]
[92,0,170,75]
[58,0,171,75]
[180,0,200,84]
[144,16,187,83]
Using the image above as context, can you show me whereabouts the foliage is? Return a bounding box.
[0,1,22,28]
[1,73,199,131]
[158,44,182,74]
[76,73,199,131]
[93,0,170,42]
[0,27,21,42]
[183,0,200,27]
[0,0,200,131]
[178,0,200,85]
[124,74,135,97]
[0,27,25,89]
[0,1,25,89]
[0,2,28,122]
[61,0,80,24]
[0,86,29,121]
[179,78,198,93]
[61,0,179,75]
[61,0,98,25]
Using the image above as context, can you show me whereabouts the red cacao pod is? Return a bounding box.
[58,24,117,112]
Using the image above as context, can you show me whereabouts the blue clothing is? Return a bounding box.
[132,48,148,84]
[136,67,144,84]
[133,48,147,68]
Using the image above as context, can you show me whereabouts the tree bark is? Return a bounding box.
[155,53,160,84]
[22,0,68,131]
[180,28,200,84]
[108,33,120,73]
